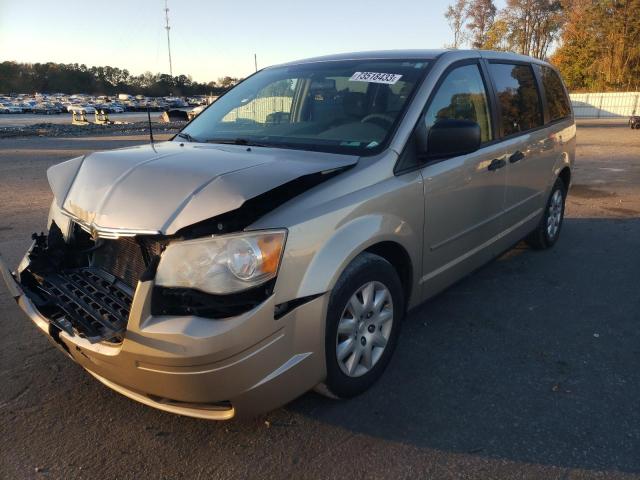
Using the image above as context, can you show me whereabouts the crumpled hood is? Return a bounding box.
[50,141,357,234]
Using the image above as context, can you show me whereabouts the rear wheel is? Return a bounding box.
[321,253,404,399]
[526,177,567,250]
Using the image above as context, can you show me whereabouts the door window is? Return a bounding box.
[425,64,493,143]
[540,66,571,122]
[489,63,543,136]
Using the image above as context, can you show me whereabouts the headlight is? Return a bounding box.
[155,230,286,294]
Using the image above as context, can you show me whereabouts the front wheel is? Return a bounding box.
[526,178,567,250]
[322,252,404,399]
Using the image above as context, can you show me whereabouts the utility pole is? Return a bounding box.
[254,54,258,72]
[164,0,173,77]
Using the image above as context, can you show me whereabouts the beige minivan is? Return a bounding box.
[1,50,575,419]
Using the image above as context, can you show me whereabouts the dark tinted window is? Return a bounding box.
[425,64,492,143]
[489,63,543,136]
[540,66,571,122]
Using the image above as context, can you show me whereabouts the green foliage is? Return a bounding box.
[0,61,233,96]
[445,0,640,90]
[551,0,640,91]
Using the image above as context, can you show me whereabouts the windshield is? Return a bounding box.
[180,59,430,155]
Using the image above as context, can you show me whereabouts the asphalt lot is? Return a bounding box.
[1,120,639,479]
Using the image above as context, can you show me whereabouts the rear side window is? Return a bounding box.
[425,64,493,143]
[489,63,543,136]
[540,66,571,122]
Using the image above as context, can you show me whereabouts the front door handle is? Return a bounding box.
[488,158,506,171]
[509,150,525,163]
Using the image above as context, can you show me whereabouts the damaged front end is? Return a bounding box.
[1,141,357,383]
[7,164,350,347]
[15,222,166,343]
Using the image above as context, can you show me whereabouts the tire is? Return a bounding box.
[526,177,567,250]
[322,252,404,399]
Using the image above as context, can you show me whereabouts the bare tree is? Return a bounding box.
[444,0,470,48]
[502,0,564,59]
[466,0,497,48]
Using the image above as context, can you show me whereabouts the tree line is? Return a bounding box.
[0,61,242,96]
[444,0,640,91]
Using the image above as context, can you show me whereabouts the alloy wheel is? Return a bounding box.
[547,189,563,239]
[335,281,394,377]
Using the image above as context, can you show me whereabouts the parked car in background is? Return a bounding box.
[33,103,60,115]
[187,103,207,120]
[187,96,206,106]
[51,102,66,113]
[0,93,205,115]
[67,104,96,114]
[95,103,124,113]
[18,102,34,112]
[165,96,188,108]
[108,104,125,113]
[1,103,23,113]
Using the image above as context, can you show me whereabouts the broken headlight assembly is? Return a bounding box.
[155,230,287,295]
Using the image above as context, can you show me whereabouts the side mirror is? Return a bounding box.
[417,119,481,158]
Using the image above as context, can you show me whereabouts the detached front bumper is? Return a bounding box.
[0,251,328,419]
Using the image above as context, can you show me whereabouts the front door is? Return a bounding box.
[419,62,507,296]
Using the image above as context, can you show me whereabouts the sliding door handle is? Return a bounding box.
[509,150,525,163]
[488,158,506,171]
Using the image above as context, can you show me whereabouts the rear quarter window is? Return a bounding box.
[540,66,571,122]
[489,63,544,136]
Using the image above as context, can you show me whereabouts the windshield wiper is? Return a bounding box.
[205,138,271,147]
[176,132,199,142]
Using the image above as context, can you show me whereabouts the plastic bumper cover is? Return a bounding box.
[0,252,328,419]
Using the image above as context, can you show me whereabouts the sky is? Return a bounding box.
[0,0,505,83]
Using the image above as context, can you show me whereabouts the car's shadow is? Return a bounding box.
[288,217,640,473]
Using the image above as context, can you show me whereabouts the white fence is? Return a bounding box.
[570,92,640,118]
[222,96,293,123]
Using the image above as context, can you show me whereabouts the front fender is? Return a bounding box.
[255,163,424,309]
[294,213,420,303]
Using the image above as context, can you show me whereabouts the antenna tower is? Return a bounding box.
[164,0,173,77]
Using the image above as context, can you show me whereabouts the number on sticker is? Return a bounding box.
[349,72,403,85]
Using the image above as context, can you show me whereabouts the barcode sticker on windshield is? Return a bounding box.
[349,72,403,85]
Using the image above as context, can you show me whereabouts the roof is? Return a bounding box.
[274,50,448,67]
[272,49,550,68]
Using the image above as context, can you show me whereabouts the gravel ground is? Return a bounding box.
[0,120,639,479]
[0,121,183,139]
[0,112,170,128]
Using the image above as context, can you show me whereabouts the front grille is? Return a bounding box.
[91,236,167,289]
[35,267,133,343]
[93,237,147,288]
[21,226,171,343]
